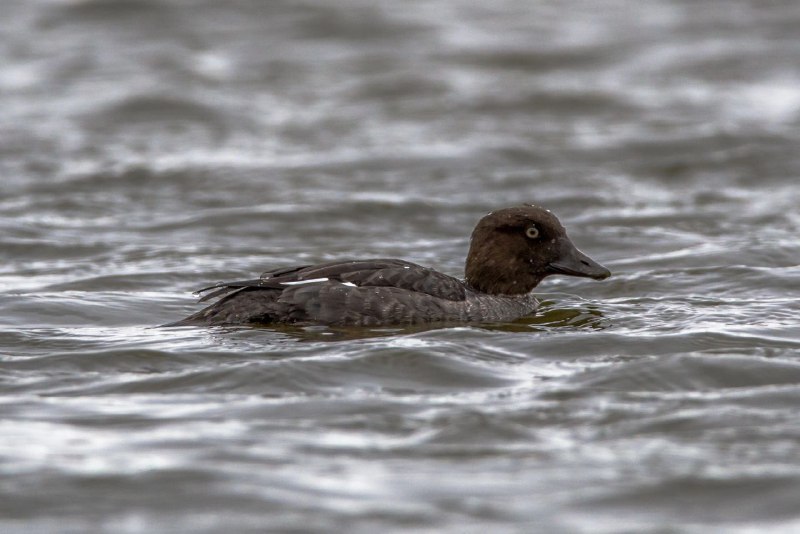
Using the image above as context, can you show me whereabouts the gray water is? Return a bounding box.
[2,1,800,532]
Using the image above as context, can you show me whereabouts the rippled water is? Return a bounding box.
[2,0,800,532]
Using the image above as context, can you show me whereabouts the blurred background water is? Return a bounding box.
[2,0,800,532]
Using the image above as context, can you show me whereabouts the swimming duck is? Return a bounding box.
[167,205,610,327]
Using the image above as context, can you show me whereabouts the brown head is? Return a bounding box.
[465,205,610,295]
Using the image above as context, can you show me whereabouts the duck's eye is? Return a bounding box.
[525,225,540,239]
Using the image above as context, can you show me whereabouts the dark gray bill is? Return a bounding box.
[548,237,611,280]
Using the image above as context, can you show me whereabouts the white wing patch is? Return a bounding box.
[279,278,359,288]
[280,277,329,286]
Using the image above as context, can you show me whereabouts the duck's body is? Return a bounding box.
[167,205,610,327]
[169,258,540,327]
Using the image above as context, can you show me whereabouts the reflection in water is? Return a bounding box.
[507,298,608,331]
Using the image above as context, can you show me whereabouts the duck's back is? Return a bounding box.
[168,259,504,327]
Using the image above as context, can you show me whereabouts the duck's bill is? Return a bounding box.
[548,238,611,280]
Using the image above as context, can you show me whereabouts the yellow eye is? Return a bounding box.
[525,225,540,239]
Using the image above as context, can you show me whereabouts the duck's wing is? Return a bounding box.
[194,258,467,302]
[169,259,471,327]
[337,261,467,301]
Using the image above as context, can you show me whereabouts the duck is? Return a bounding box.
[166,205,610,327]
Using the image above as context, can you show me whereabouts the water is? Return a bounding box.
[2,0,800,532]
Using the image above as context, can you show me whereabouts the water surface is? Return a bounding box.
[2,1,800,532]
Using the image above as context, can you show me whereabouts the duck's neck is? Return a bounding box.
[464,256,543,295]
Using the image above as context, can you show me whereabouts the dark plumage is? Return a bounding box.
[166,205,610,327]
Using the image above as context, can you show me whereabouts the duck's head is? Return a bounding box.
[465,205,610,295]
